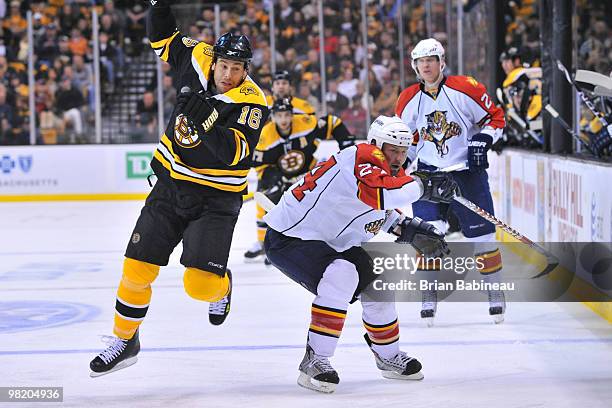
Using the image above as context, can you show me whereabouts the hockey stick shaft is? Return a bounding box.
[544,104,596,153]
[556,60,609,126]
[496,88,542,144]
[254,192,275,212]
[452,195,558,278]
[439,163,559,278]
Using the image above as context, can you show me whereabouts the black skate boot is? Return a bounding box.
[209,269,232,326]
[420,289,437,327]
[244,241,265,262]
[90,330,140,377]
[364,334,424,380]
[297,344,339,393]
[488,289,506,324]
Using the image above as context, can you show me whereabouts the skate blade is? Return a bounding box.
[423,317,435,327]
[297,372,337,393]
[381,370,424,381]
[492,314,505,324]
[244,256,266,264]
[89,356,138,378]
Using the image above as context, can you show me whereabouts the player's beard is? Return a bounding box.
[390,165,400,176]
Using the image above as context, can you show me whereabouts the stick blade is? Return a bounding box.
[531,258,559,279]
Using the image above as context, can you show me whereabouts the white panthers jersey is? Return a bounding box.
[396,75,505,169]
[264,144,423,252]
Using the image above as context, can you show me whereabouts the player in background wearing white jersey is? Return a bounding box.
[395,39,507,325]
[264,116,458,393]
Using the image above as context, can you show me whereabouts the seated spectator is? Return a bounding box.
[125,3,146,56]
[133,90,157,142]
[297,81,320,116]
[325,79,349,113]
[372,80,399,117]
[11,91,29,145]
[55,76,85,142]
[68,28,89,57]
[337,66,359,101]
[0,82,15,144]
[99,31,123,88]
[72,54,93,103]
[35,23,60,64]
[3,1,26,38]
[340,95,367,139]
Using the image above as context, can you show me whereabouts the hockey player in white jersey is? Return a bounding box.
[263,116,459,393]
[395,38,507,325]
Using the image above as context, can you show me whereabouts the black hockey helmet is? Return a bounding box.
[273,70,292,83]
[213,32,253,64]
[272,97,293,113]
[499,47,521,62]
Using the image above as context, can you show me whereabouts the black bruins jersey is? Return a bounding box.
[147,6,269,195]
[252,114,354,178]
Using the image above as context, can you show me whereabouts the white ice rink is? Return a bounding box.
[1,199,611,407]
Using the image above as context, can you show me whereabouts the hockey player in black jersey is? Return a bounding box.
[243,97,355,262]
[89,0,269,377]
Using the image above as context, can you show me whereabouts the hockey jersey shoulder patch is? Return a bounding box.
[223,78,267,107]
[182,37,200,48]
[355,143,387,168]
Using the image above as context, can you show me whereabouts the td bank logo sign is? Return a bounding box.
[126,152,153,179]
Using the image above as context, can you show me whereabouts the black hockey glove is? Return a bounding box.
[412,171,460,204]
[177,90,219,133]
[467,132,493,171]
[396,217,450,259]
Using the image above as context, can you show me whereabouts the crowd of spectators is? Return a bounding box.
[1,0,430,144]
[1,0,609,145]
[0,0,132,144]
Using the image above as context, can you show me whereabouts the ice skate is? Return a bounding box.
[420,289,437,327]
[297,345,339,393]
[364,334,424,380]
[488,289,506,324]
[244,241,266,263]
[90,330,140,377]
[209,269,232,325]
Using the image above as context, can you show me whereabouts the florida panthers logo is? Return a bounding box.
[364,218,385,235]
[419,111,462,157]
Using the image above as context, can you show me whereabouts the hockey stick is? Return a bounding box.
[544,104,596,153]
[556,60,610,127]
[254,191,275,212]
[438,163,559,278]
[496,88,543,144]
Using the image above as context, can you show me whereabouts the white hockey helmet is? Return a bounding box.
[367,115,412,149]
[411,38,445,77]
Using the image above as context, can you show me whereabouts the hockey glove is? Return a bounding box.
[467,132,493,171]
[590,125,612,158]
[412,171,460,204]
[178,90,219,133]
[396,217,450,259]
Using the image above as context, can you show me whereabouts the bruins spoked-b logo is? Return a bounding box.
[278,150,306,176]
[419,110,462,157]
[174,114,201,148]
